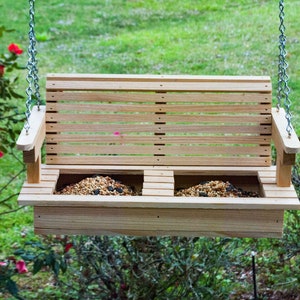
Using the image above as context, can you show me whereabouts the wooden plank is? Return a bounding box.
[47,91,272,104]
[144,176,174,183]
[143,182,174,189]
[22,182,57,188]
[144,170,174,177]
[40,164,272,174]
[16,106,46,151]
[264,190,298,198]
[46,134,271,145]
[259,177,276,184]
[45,155,271,166]
[33,206,282,237]
[142,189,174,196]
[46,75,272,92]
[26,155,41,184]
[46,112,271,124]
[46,123,272,134]
[47,80,271,93]
[262,184,295,191]
[21,122,45,164]
[18,194,300,209]
[35,227,283,238]
[272,108,300,154]
[20,187,54,194]
[46,144,270,156]
[46,102,271,114]
[47,73,271,83]
[43,164,276,174]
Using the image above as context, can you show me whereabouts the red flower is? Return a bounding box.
[0,151,4,158]
[0,65,4,77]
[64,243,73,253]
[0,261,7,267]
[15,260,28,274]
[8,43,23,55]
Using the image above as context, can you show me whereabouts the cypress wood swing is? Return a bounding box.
[17,0,300,238]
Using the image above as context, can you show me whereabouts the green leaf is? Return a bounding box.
[6,278,19,296]
[21,253,36,261]
[33,258,44,275]
[13,249,25,256]
[60,258,68,273]
[53,260,60,276]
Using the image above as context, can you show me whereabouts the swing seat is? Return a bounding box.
[16,74,300,238]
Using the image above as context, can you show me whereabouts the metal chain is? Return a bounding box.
[25,0,41,134]
[277,0,292,137]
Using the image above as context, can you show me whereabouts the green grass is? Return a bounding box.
[1,0,299,128]
[1,0,300,297]
[0,1,298,146]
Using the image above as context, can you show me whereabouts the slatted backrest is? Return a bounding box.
[46,74,272,166]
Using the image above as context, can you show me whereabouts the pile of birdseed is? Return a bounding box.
[175,180,259,198]
[55,176,259,198]
[55,175,136,196]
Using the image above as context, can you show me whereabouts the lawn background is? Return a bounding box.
[0,1,299,121]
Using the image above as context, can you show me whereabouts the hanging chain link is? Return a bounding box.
[277,0,292,137]
[25,0,41,134]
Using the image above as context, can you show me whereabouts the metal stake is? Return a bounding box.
[251,251,258,300]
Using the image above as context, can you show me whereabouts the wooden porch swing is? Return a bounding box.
[16,1,300,238]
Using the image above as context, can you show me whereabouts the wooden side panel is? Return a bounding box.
[34,206,284,238]
[45,74,272,167]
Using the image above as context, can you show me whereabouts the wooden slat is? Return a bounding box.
[46,144,270,156]
[46,74,272,92]
[46,113,271,124]
[47,73,271,82]
[144,176,174,184]
[38,165,273,174]
[17,194,299,209]
[46,102,271,114]
[144,170,174,176]
[47,81,271,92]
[142,189,174,196]
[46,155,271,166]
[47,91,272,103]
[46,134,271,145]
[143,182,174,189]
[20,187,54,194]
[46,123,271,134]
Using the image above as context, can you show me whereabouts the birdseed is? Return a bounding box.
[175,180,259,197]
[55,176,259,198]
[55,175,136,196]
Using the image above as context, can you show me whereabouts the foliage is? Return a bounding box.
[6,235,233,299]
[0,26,24,156]
[0,26,25,216]
[0,26,26,299]
[55,236,233,299]
[0,258,28,300]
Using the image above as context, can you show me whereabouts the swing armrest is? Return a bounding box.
[271,107,300,187]
[271,107,300,154]
[16,105,46,163]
